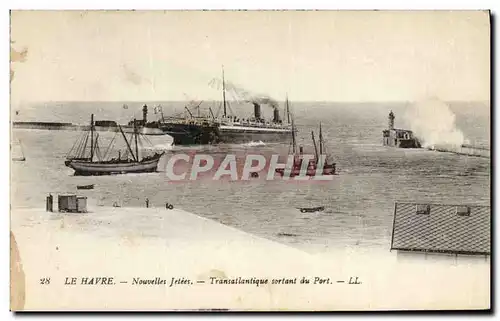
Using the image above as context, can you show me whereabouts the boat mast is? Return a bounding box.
[118,125,137,162]
[291,117,297,154]
[285,95,291,124]
[90,114,94,161]
[19,139,25,159]
[185,107,194,118]
[311,131,319,162]
[134,119,139,161]
[283,97,288,122]
[222,65,227,118]
[319,122,323,155]
[156,104,165,122]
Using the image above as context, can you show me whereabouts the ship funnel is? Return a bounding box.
[273,108,280,123]
[253,102,261,120]
[143,104,148,123]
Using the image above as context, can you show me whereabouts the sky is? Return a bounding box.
[10,10,490,103]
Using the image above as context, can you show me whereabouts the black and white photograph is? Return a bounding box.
[9,10,491,311]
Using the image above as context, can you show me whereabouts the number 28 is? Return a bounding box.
[39,277,51,285]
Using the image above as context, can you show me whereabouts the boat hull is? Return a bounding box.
[66,156,163,176]
[77,184,94,190]
[276,163,336,177]
[298,206,325,213]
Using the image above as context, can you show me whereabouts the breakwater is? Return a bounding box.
[12,121,83,131]
[12,121,165,135]
[428,144,490,158]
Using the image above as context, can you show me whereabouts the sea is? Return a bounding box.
[10,101,491,254]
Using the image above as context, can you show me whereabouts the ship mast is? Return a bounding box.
[134,119,139,161]
[285,95,291,124]
[222,65,227,118]
[319,122,323,155]
[118,125,137,162]
[19,139,25,160]
[90,114,94,161]
[291,117,297,154]
[311,131,319,162]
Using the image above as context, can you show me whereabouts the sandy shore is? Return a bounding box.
[10,205,490,311]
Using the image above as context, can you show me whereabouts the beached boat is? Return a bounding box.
[65,114,165,176]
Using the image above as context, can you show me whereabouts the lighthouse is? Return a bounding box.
[382,110,421,148]
[388,110,395,130]
[142,104,148,124]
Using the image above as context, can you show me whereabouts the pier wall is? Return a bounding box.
[12,122,82,131]
[429,144,490,158]
[12,122,165,135]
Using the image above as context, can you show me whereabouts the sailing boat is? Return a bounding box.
[11,139,26,162]
[65,114,165,176]
[316,122,336,175]
[275,99,302,177]
[276,117,336,177]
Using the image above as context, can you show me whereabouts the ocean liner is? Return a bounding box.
[157,105,220,145]
[157,67,295,145]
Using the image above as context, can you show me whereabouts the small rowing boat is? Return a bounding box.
[77,184,94,190]
[298,206,325,213]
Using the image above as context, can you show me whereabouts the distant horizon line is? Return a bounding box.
[11,100,491,105]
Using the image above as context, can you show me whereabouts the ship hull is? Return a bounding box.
[161,122,293,145]
[217,125,293,144]
[160,123,220,145]
[66,155,163,176]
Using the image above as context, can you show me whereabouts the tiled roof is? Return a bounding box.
[391,202,490,255]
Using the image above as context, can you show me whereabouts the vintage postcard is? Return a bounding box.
[10,10,490,311]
